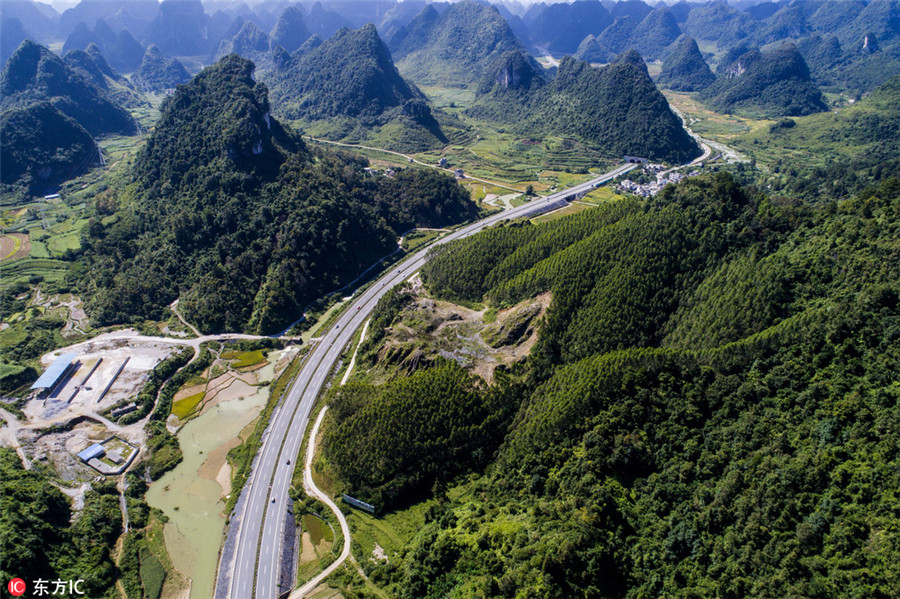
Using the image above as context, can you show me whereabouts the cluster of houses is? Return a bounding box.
[617,169,702,197]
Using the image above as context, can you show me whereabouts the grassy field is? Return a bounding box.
[417,86,477,109]
[401,229,444,253]
[530,202,595,224]
[580,185,627,204]
[663,90,775,142]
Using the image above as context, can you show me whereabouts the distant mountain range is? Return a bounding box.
[2,0,898,97]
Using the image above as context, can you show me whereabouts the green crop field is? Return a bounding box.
[171,392,205,420]
[231,350,266,369]
[139,547,166,599]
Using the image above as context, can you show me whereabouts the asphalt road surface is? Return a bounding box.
[218,163,636,599]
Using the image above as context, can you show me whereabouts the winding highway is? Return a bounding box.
[215,162,636,599]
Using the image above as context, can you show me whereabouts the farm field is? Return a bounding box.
[0,233,29,261]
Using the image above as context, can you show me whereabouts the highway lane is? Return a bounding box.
[220,162,636,599]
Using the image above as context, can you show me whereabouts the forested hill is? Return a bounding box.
[700,43,828,117]
[389,0,528,87]
[267,24,447,150]
[0,39,135,137]
[468,53,700,163]
[131,45,191,93]
[80,54,478,334]
[270,24,418,120]
[657,35,716,91]
[333,171,900,597]
[0,101,97,193]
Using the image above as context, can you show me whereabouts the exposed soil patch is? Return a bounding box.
[370,278,551,383]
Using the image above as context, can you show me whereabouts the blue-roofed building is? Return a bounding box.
[31,353,79,397]
[77,443,105,462]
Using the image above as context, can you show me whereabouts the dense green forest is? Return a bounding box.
[80,54,477,334]
[323,361,512,511]
[0,448,122,598]
[330,171,900,597]
[0,101,97,193]
[0,39,135,191]
[469,53,700,164]
[0,39,135,137]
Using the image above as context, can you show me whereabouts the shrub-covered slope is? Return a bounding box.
[740,73,900,199]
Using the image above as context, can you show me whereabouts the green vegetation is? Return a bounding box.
[627,6,681,60]
[118,512,175,599]
[0,39,136,138]
[658,36,716,92]
[145,421,182,481]
[0,39,137,193]
[269,24,448,152]
[391,0,527,88]
[738,74,900,199]
[153,345,214,421]
[79,54,477,335]
[700,44,828,117]
[131,45,190,93]
[322,361,511,511]
[171,391,204,420]
[0,102,98,194]
[230,349,266,369]
[469,54,700,164]
[401,229,443,253]
[0,448,121,597]
[319,171,900,597]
